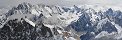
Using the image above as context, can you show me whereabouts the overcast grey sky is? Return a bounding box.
[0,0,122,8]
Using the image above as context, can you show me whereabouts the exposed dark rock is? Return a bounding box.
[0,18,53,40]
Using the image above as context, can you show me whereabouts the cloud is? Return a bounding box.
[0,0,122,8]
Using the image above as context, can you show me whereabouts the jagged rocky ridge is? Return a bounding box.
[0,2,122,40]
[0,18,54,40]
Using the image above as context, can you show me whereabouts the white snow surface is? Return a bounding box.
[44,24,54,28]
[111,22,122,33]
[25,18,35,27]
[58,12,82,25]
[57,30,62,34]
[66,37,76,40]
[31,9,41,16]
[44,6,53,13]
[96,18,108,30]
[95,31,115,38]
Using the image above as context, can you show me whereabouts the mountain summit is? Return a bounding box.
[0,2,122,40]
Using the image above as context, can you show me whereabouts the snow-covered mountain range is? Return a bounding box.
[0,2,122,40]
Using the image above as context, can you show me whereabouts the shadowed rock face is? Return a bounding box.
[0,18,53,40]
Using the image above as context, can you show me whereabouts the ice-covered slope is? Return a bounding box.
[0,2,122,40]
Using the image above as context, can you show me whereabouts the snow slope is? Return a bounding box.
[0,2,122,40]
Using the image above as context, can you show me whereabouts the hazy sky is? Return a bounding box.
[0,0,122,8]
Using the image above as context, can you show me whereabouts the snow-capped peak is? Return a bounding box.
[1,2,122,40]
